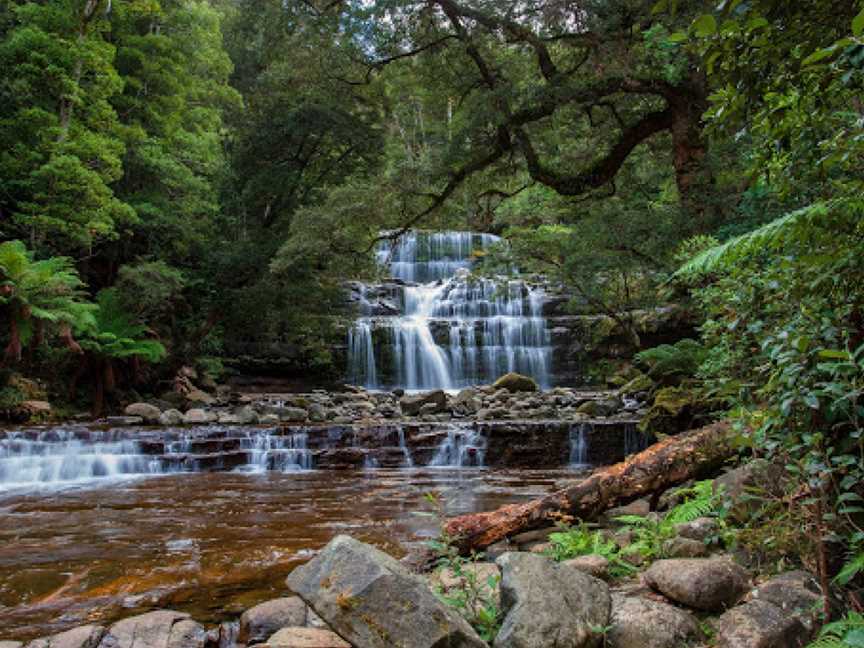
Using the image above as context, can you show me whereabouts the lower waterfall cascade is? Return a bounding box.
[347,230,553,390]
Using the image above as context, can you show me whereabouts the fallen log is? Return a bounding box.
[444,421,735,553]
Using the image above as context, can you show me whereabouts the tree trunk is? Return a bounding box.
[443,421,735,553]
[4,312,22,363]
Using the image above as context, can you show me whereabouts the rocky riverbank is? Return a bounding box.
[0,460,822,648]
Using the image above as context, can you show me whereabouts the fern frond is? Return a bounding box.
[833,552,864,586]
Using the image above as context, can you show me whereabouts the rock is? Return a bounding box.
[239,597,308,644]
[166,619,208,648]
[105,416,143,426]
[452,389,482,415]
[0,641,23,648]
[618,373,654,396]
[159,408,184,425]
[432,562,501,604]
[307,403,327,422]
[399,390,447,416]
[278,407,308,422]
[563,555,609,579]
[182,408,217,424]
[510,527,556,546]
[286,535,485,648]
[607,594,702,648]
[476,407,508,420]
[674,517,718,542]
[494,552,610,648]
[662,537,709,558]
[235,405,259,425]
[715,459,787,523]
[123,402,161,424]
[576,398,620,417]
[262,628,349,648]
[260,413,280,424]
[715,599,806,648]
[643,558,749,611]
[748,571,821,633]
[185,388,215,406]
[97,610,199,648]
[25,625,104,648]
[218,412,241,424]
[20,400,52,418]
[603,498,651,522]
[493,372,539,393]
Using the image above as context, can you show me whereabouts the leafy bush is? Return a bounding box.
[547,522,637,578]
[636,339,707,380]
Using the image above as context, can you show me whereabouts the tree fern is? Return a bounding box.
[674,199,863,278]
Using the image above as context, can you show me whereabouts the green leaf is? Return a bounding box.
[667,32,689,43]
[692,14,718,37]
[802,46,837,66]
[853,8,864,37]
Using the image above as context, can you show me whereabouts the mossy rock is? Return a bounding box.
[638,386,696,435]
[493,372,539,392]
[652,387,693,415]
[619,372,655,395]
[607,364,641,387]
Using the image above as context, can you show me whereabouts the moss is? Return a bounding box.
[619,372,655,395]
[652,387,693,415]
[638,386,696,435]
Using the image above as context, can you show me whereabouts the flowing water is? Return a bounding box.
[348,231,553,390]
[0,463,582,642]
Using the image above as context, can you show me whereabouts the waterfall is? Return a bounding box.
[429,425,486,467]
[569,422,590,468]
[0,429,165,491]
[348,231,553,390]
[624,423,651,456]
[398,428,414,467]
[239,431,312,472]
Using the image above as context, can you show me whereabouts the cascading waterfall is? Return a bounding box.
[349,231,553,390]
[569,422,590,468]
[0,429,165,490]
[429,424,486,467]
[397,428,414,468]
[239,431,312,472]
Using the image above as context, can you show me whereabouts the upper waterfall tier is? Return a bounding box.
[348,230,553,391]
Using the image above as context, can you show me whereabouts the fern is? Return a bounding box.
[666,480,719,524]
[834,553,864,587]
[808,612,864,648]
[674,200,838,278]
[636,339,706,378]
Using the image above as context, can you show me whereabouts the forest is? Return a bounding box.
[1,0,864,647]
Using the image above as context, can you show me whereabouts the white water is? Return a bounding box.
[349,231,553,390]
[429,425,486,468]
[569,422,590,468]
[398,427,414,468]
[0,429,165,492]
[239,431,312,472]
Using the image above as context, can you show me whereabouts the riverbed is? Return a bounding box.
[0,466,578,642]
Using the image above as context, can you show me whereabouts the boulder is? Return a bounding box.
[562,555,609,579]
[286,535,485,648]
[494,552,610,648]
[607,594,702,648]
[399,390,447,416]
[25,625,104,648]
[20,400,52,418]
[105,416,143,426]
[239,597,308,644]
[748,571,821,633]
[185,389,215,406]
[643,558,749,611]
[452,389,482,415]
[278,407,308,423]
[662,537,709,558]
[0,641,23,648]
[575,398,620,417]
[477,407,508,420]
[602,498,650,523]
[159,408,184,426]
[674,517,719,542]
[97,611,203,648]
[182,408,217,424]
[123,403,161,424]
[262,628,349,648]
[715,459,788,523]
[307,403,327,423]
[493,373,539,393]
[715,599,806,648]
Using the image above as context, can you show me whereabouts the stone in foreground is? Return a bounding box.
[493,373,538,393]
[0,641,23,648]
[562,555,609,579]
[25,625,105,648]
[262,627,350,647]
[607,594,702,648]
[96,610,203,648]
[715,599,806,648]
[643,558,748,611]
[494,552,610,648]
[239,597,308,644]
[123,403,161,424]
[286,535,486,648]
[748,570,821,633]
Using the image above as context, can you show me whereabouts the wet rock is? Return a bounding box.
[235,405,259,425]
[20,400,52,419]
[239,597,308,644]
[262,627,349,648]
[662,537,709,558]
[715,599,806,648]
[287,535,485,648]
[25,625,105,648]
[0,641,23,648]
[105,416,143,426]
[748,571,821,633]
[563,555,609,579]
[607,594,702,648]
[185,388,215,406]
[159,408,184,425]
[399,390,447,416]
[477,407,508,420]
[124,403,161,424]
[452,389,482,415]
[493,372,539,393]
[494,552,610,648]
[259,413,280,424]
[97,610,198,648]
[166,619,208,648]
[183,408,217,424]
[643,558,749,611]
[218,412,241,424]
[278,407,308,423]
[307,403,327,422]
[576,398,620,417]
[674,517,718,542]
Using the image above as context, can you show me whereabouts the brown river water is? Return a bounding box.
[0,466,578,642]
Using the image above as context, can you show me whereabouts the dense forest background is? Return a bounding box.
[2,0,864,624]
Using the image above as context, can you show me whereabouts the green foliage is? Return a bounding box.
[78,289,166,363]
[636,339,707,380]
[547,522,637,578]
[808,612,864,648]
